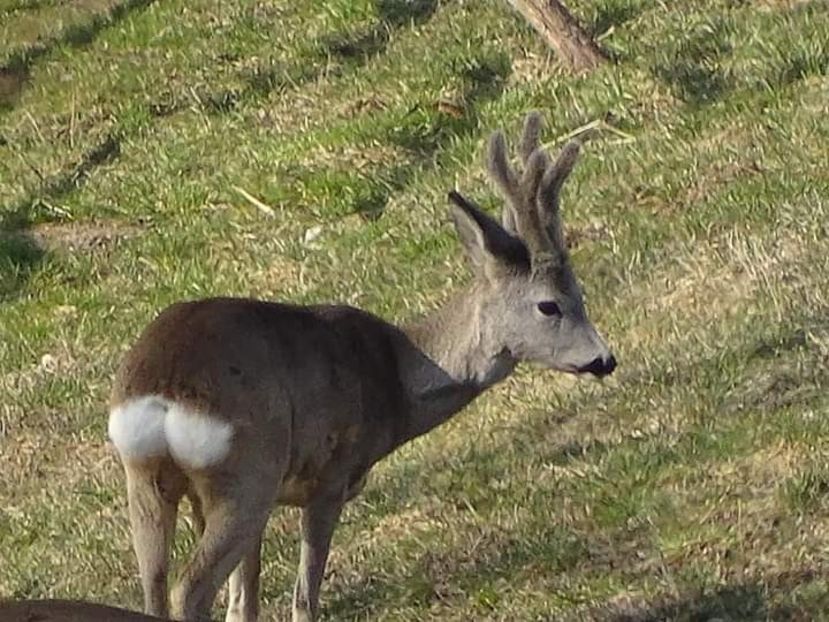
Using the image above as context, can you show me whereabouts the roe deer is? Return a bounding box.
[107,111,616,622]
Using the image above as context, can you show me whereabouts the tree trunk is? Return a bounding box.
[509,0,608,72]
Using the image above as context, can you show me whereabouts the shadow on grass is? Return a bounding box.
[265,47,512,223]
[601,568,828,621]
[340,48,511,220]
[331,441,827,620]
[0,0,157,113]
[0,0,54,13]
[320,0,437,64]
[164,0,439,119]
[0,66,29,111]
[327,517,591,617]
[4,133,120,223]
[0,133,120,299]
[651,18,734,105]
[588,0,646,37]
[388,49,511,152]
[765,2,829,88]
[149,60,324,118]
[0,228,44,301]
[369,48,511,218]
[146,0,445,222]
[772,42,829,88]
[326,524,826,619]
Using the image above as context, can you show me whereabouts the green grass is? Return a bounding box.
[2,0,828,619]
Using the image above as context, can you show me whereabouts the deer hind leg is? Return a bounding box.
[224,533,263,622]
[187,486,206,538]
[125,459,186,618]
[187,483,265,622]
[170,472,280,622]
[292,494,345,622]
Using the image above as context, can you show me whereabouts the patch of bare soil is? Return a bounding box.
[338,95,389,119]
[28,219,143,253]
[566,220,612,249]
[508,50,561,86]
[297,141,407,172]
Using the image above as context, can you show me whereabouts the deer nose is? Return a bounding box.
[579,354,616,377]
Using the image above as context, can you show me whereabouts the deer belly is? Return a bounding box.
[277,473,320,506]
[277,424,365,506]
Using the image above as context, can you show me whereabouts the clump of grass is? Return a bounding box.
[782,467,829,514]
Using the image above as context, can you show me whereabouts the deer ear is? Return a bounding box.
[448,191,529,276]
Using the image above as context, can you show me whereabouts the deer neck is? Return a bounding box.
[395,284,516,443]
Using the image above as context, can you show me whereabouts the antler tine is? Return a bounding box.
[522,147,550,207]
[487,129,551,258]
[486,130,521,233]
[536,140,581,256]
[519,111,544,165]
[487,130,520,206]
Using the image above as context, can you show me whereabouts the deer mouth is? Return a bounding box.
[575,355,617,377]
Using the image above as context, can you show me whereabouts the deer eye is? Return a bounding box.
[537,301,561,317]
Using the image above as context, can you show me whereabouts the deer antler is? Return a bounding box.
[487,113,549,259]
[519,109,544,163]
[536,139,581,264]
[486,111,581,272]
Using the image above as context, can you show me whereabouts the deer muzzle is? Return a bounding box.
[577,353,616,377]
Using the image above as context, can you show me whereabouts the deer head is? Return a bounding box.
[448,111,615,377]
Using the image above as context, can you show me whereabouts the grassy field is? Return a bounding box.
[1,0,828,619]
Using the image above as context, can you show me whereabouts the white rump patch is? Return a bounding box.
[164,403,234,469]
[108,396,169,460]
[108,396,234,469]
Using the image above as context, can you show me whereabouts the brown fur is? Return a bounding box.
[0,599,172,621]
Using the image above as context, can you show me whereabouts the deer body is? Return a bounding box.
[111,297,492,506]
[108,113,616,622]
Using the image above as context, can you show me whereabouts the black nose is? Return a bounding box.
[579,354,616,377]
